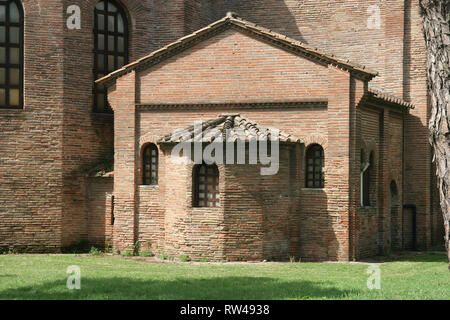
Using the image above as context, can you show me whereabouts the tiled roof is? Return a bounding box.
[158,114,301,144]
[367,87,414,109]
[96,12,378,85]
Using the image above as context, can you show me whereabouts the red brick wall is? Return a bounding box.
[223,146,300,261]
[356,105,404,258]
[0,0,201,252]
[388,114,404,250]
[162,154,226,261]
[210,0,403,93]
[137,153,166,253]
[0,1,65,252]
[184,0,215,34]
[87,177,114,249]
[60,0,192,249]
[0,0,439,254]
[403,0,433,249]
[357,107,381,258]
[138,29,329,104]
[207,0,438,249]
[109,71,137,252]
[135,141,300,262]
[108,25,375,261]
[109,3,420,261]
[135,106,329,261]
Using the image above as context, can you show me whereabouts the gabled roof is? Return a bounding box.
[96,12,378,86]
[158,114,301,144]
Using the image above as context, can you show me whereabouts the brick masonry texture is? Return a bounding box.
[0,0,212,252]
[108,24,412,261]
[0,0,444,259]
[87,177,113,249]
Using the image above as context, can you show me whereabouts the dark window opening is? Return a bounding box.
[142,143,158,185]
[111,195,115,225]
[362,168,370,206]
[305,144,324,188]
[0,0,23,109]
[93,0,128,113]
[361,150,374,207]
[193,163,220,208]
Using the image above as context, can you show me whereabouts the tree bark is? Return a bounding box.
[420,0,450,268]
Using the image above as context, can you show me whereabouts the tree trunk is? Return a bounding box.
[420,0,450,268]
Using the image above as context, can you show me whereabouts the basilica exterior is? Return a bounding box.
[0,0,443,261]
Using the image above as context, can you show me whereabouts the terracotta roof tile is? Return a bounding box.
[367,87,414,109]
[96,13,378,85]
[158,113,302,144]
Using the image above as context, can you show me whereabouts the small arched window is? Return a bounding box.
[142,144,158,185]
[0,0,23,109]
[305,144,324,188]
[193,163,220,208]
[93,0,128,113]
[361,151,374,206]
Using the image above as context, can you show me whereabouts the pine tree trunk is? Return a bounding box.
[420,0,450,268]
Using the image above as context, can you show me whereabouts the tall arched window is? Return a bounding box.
[0,0,23,109]
[142,144,158,185]
[94,0,128,113]
[193,163,220,208]
[361,151,374,206]
[305,144,324,188]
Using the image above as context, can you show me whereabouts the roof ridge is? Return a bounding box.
[228,15,374,74]
[158,114,302,144]
[96,14,378,85]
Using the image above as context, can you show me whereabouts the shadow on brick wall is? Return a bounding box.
[211,0,307,44]
[404,112,445,250]
[298,189,335,261]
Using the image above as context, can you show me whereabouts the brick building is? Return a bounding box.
[0,0,444,261]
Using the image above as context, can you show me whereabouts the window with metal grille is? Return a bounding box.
[305,144,324,188]
[93,0,128,113]
[193,164,220,208]
[142,144,158,185]
[0,0,23,109]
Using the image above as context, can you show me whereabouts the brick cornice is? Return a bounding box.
[136,100,328,111]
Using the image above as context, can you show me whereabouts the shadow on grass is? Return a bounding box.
[359,251,448,264]
[391,252,448,263]
[0,276,359,300]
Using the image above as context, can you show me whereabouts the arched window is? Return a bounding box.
[142,144,158,185]
[305,144,324,188]
[94,0,128,113]
[361,151,374,206]
[193,163,220,208]
[0,0,23,109]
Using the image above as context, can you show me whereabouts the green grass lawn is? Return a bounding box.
[0,253,448,300]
